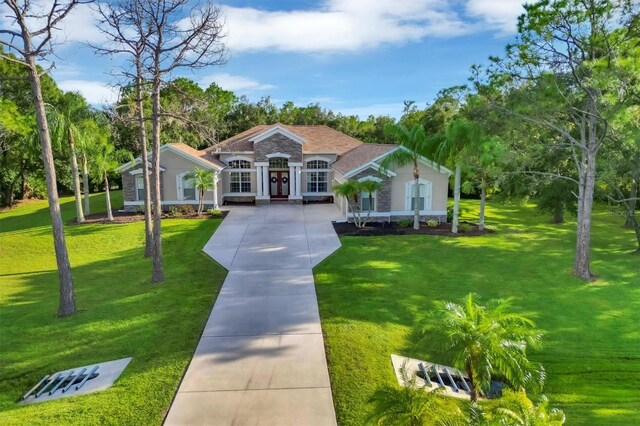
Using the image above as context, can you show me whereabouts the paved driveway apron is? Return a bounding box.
[164,204,342,426]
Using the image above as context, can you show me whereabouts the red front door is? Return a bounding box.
[269,171,289,198]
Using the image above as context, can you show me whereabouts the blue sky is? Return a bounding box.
[1,0,526,118]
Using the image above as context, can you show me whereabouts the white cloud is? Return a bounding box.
[464,0,525,34]
[200,73,275,92]
[58,80,119,105]
[222,0,472,53]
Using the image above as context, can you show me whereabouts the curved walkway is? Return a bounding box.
[165,204,342,426]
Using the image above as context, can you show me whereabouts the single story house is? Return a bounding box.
[117,124,452,221]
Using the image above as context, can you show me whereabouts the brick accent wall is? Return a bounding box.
[349,167,391,212]
[121,166,164,210]
[254,134,302,162]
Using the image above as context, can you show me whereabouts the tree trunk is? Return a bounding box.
[413,167,420,230]
[466,363,478,403]
[69,129,85,223]
[452,164,461,233]
[82,156,90,215]
[552,201,565,224]
[198,188,204,215]
[19,161,27,199]
[625,178,637,229]
[25,52,76,316]
[150,78,164,283]
[136,69,153,257]
[479,176,486,231]
[573,106,597,281]
[104,173,113,222]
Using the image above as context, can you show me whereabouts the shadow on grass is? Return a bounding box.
[0,217,227,425]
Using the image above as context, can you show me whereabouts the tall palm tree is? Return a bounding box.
[185,168,215,215]
[485,390,565,425]
[423,293,545,402]
[381,124,436,230]
[436,119,481,233]
[91,142,120,222]
[333,179,381,228]
[47,92,91,223]
[368,363,464,426]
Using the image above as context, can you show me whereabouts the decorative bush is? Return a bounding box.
[397,218,412,228]
[426,219,438,228]
[180,204,196,216]
[459,223,472,233]
[208,208,223,218]
[168,205,182,217]
[136,204,146,215]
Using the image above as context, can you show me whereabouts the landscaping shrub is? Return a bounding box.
[168,205,182,217]
[459,223,472,233]
[426,219,438,228]
[397,218,412,228]
[208,208,223,218]
[180,204,195,216]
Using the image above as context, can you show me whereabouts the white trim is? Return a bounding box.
[223,192,257,196]
[249,125,305,145]
[357,175,382,183]
[163,144,222,171]
[305,156,333,165]
[288,195,303,200]
[301,168,331,173]
[302,192,334,196]
[214,150,255,154]
[125,200,208,206]
[404,179,433,211]
[346,210,446,218]
[134,175,144,201]
[303,151,337,155]
[266,152,291,159]
[225,155,254,164]
[360,189,377,212]
[288,162,303,167]
[128,165,165,175]
[223,168,256,172]
[255,195,270,200]
[254,161,269,167]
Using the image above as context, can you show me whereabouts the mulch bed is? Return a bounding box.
[333,221,494,237]
[69,210,228,225]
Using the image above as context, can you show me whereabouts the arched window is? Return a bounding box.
[269,157,288,169]
[306,160,328,169]
[228,159,251,169]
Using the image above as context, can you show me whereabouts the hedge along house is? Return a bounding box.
[118,124,452,221]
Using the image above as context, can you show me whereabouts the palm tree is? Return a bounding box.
[333,179,381,228]
[422,293,545,402]
[436,119,481,233]
[47,92,91,223]
[485,390,565,425]
[91,142,120,222]
[185,168,215,215]
[381,124,436,230]
[368,363,464,426]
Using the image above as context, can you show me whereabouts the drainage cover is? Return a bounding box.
[20,357,131,404]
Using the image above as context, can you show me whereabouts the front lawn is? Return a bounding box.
[315,201,639,425]
[0,191,226,425]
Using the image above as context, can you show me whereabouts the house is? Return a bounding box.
[117,124,452,221]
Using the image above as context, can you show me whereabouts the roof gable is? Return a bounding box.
[249,125,305,145]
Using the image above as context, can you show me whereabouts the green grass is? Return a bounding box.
[0,191,226,425]
[315,201,640,425]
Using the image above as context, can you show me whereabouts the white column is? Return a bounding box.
[295,166,302,197]
[256,165,263,197]
[289,165,295,198]
[262,166,269,197]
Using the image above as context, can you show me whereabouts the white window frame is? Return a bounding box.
[306,171,329,193]
[177,172,198,201]
[135,175,145,201]
[229,171,252,193]
[404,179,432,212]
[227,159,252,169]
[358,175,379,212]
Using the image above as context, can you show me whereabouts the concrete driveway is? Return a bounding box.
[164,204,342,426]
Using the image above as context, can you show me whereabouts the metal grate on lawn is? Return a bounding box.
[20,357,131,404]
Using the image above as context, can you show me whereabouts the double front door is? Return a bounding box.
[270,171,289,198]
